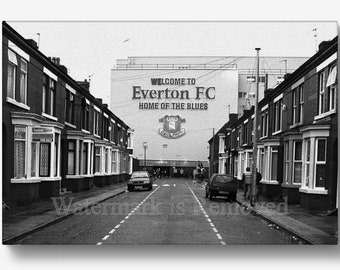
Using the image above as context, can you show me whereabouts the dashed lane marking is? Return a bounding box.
[188,186,227,246]
[96,186,160,245]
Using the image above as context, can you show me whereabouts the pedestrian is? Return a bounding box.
[180,168,184,178]
[242,167,252,200]
[256,169,262,201]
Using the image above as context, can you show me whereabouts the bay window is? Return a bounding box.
[300,125,329,194]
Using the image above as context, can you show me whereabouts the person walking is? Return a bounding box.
[242,167,252,200]
[256,169,262,201]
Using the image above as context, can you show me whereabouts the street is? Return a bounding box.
[17,178,301,245]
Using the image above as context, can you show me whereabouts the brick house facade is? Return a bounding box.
[212,36,337,211]
[2,22,134,206]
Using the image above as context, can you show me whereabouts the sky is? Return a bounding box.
[6,21,337,105]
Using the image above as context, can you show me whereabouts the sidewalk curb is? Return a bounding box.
[3,188,127,245]
[236,199,314,245]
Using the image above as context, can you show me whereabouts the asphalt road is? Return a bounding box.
[17,178,299,245]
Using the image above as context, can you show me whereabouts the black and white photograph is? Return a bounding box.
[1,2,340,269]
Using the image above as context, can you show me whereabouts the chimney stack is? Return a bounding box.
[26,39,38,49]
[77,79,90,92]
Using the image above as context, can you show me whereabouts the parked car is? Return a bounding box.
[127,171,153,191]
[205,174,237,201]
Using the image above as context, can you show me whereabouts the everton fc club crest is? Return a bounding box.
[158,115,186,139]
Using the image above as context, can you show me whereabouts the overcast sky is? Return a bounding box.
[7,21,337,104]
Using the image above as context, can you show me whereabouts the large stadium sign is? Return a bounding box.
[132,77,215,111]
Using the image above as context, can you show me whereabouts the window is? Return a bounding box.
[242,122,248,145]
[111,150,117,173]
[14,126,26,178]
[39,143,51,177]
[292,88,297,124]
[326,65,337,112]
[94,110,101,136]
[315,138,326,188]
[67,140,76,175]
[65,90,75,124]
[19,59,28,104]
[304,139,311,187]
[82,142,88,174]
[261,110,268,137]
[81,99,90,131]
[271,147,278,181]
[110,122,115,142]
[237,128,242,147]
[94,146,101,173]
[54,133,59,177]
[31,142,38,177]
[298,85,304,123]
[104,148,109,173]
[318,71,326,115]
[246,76,265,83]
[103,117,109,140]
[42,74,57,116]
[7,50,17,99]
[273,99,282,132]
[293,141,302,184]
[284,142,289,183]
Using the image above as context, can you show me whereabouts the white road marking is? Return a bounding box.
[96,186,161,245]
[163,184,170,187]
[188,186,226,246]
[153,184,158,187]
[173,184,176,187]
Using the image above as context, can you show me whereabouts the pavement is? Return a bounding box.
[2,178,337,245]
[236,191,338,245]
[2,182,127,244]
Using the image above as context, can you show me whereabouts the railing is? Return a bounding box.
[115,63,238,70]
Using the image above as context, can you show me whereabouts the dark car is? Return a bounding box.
[127,171,153,191]
[205,174,237,201]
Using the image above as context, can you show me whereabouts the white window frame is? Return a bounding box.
[14,125,27,179]
[273,99,282,133]
[318,71,326,115]
[292,141,302,185]
[314,138,327,189]
[7,50,17,100]
[19,58,28,104]
[284,141,289,184]
[94,146,102,174]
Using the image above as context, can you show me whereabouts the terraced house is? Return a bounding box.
[2,22,134,206]
[210,36,338,211]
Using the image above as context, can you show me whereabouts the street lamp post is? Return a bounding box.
[143,142,147,169]
[251,48,261,207]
